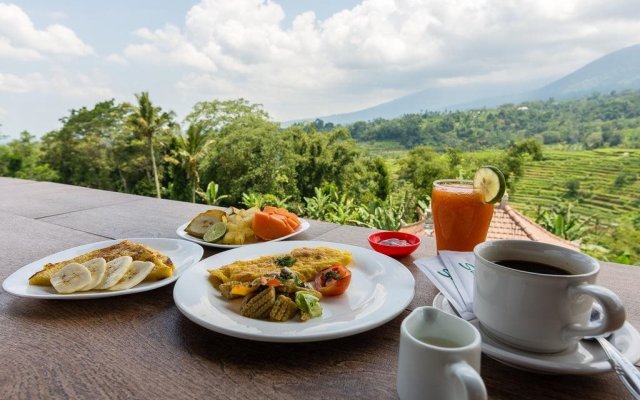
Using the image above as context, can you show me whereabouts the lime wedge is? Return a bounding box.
[473,166,506,204]
[203,222,227,243]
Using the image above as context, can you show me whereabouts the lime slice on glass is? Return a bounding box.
[473,166,506,204]
[203,222,227,243]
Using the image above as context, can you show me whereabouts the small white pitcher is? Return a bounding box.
[397,306,487,400]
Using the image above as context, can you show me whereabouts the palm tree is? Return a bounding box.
[127,92,174,198]
[175,123,212,202]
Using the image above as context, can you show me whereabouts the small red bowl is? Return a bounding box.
[368,231,421,257]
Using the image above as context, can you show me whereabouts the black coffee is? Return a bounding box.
[495,260,572,275]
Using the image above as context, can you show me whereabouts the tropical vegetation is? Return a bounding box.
[0,90,638,265]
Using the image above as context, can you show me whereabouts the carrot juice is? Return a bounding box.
[432,179,494,252]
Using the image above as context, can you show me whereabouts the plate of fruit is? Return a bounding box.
[176,206,310,248]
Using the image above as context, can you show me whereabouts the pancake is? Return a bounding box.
[28,240,174,286]
[208,247,352,288]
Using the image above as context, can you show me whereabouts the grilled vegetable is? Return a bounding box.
[269,295,299,322]
[240,286,276,318]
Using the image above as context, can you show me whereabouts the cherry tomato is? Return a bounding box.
[314,265,352,296]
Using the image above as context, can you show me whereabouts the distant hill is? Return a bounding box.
[531,44,640,99]
[290,43,640,125]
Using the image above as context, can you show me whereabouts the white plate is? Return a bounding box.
[176,218,310,249]
[173,240,415,342]
[433,293,640,375]
[2,238,203,300]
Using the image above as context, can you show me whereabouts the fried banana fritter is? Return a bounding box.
[28,240,174,286]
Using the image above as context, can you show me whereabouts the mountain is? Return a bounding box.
[530,43,640,99]
[290,43,640,125]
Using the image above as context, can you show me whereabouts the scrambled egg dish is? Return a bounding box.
[208,246,353,288]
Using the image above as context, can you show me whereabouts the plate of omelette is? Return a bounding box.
[173,240,415,342]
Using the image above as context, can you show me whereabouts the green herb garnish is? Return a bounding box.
[275,255,296,268]
[323,270,341,281]
[279,267,304,287]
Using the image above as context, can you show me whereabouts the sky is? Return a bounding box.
[1,0,639,139]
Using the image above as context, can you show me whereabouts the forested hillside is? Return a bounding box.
[346,90,640,150]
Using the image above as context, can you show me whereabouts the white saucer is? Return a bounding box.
[433,292,640,375]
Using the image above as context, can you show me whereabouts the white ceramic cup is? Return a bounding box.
[397,306,487,400]
[474,240,626,353]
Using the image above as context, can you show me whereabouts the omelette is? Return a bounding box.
[208,247,352,288]
[28,240,174,286]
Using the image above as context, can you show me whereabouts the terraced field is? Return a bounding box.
[509,148,640,224]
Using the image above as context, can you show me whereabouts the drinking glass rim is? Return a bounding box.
[433,179,473,188]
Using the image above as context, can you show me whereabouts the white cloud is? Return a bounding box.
[0,72,45,93]
[106,53,128,65]
[0,37,43,61]
[112,0,640,120]
[0,71,113,99]
[0,3,93,60]
[124,25,215,70]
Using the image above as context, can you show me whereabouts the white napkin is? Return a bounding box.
[414,252,477,320]
[439,251,476,311]
[414,254,476,321]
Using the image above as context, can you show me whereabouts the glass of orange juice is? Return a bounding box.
[431,179,495,252]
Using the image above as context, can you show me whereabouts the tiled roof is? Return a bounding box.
[400,202,579,250]
[487,204,579,249]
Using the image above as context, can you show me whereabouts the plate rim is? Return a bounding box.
[173,240,415,342]
[2,237,204,300]
[432,292,640,374]
[175,218,310,249]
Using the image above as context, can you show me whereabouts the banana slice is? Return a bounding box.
[95,256,133,290]
[108,261,154,291]
[185,210,226,238]
[80,258,107,291]
[50,263,92,294]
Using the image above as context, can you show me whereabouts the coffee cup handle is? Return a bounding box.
[449,361,487,400]
[565,284,626,338]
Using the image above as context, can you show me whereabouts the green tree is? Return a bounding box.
[397,146,449,200]
[284,125,370,201]
[2,131,58,181]
[201,115,298,205]
[127,92,175,198]
[167,123,212,202]
[185,98,269,135]
[565,179,581,198]
[372,157,390,201]
[41,100,129,189]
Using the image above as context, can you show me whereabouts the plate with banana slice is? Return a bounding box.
[2,238,203,300]
[176,206,310,249]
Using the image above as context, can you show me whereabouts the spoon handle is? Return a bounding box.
[597,337,640,399]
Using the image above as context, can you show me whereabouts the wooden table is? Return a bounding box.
[1,177,638,400]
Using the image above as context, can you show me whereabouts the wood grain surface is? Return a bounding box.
[0,178,637,400]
